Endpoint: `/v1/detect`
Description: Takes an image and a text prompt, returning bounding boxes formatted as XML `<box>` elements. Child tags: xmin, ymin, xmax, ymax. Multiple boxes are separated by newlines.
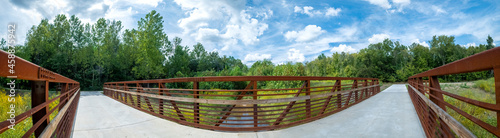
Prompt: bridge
<box><xmin>0</xmin><ymin>47</ymin><xmax>499</xmax><ymax>137</ymax></box>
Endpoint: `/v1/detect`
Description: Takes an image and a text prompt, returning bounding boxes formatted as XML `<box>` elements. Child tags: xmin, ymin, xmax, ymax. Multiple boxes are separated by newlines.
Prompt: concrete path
<box><xmin>72</xmin><ymin>84</ymin><xmax>425</xmax><ymax>138</ymax></box>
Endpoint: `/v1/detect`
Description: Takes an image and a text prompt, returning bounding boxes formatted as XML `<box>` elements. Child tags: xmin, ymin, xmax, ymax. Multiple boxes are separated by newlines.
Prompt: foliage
<box><xmin>473</xmin><ymin>78</ymin><xmax>495</xmax><ymax>93</ymax></box>
<box><xmin>304</xmin><ymin>36</ymin><xmax>493</xmax><ymax>82</ymax></box>
<box><xmin>441</xmin><ymin>83</ymin><xmax>496</xmax><ymax>138</ymax></box>
<box><xmin>0</xmin><ymin>90</ymin><xmax>60</xmax><ymax>137</ymax></box>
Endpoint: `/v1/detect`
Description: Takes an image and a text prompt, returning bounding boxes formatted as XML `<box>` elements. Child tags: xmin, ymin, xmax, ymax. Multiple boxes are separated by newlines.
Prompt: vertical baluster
<box><xmin>494</xmin><ymin>67</ymin><xmax>500</xmax><ymax>134</ymax></box>
<box><xmin>306</xmin><ymin>80</ymin><xmax>311</xmax><ymax>118</ymax></box>
<box><xmin>193</xmin><ymin>81</ymin><xmax>200</xmax><ymax>124</ymax></box>
<box><xmin>253</xmin><ymin>81</ymin><xmax>258</xmax><ymax>128</ymax></box>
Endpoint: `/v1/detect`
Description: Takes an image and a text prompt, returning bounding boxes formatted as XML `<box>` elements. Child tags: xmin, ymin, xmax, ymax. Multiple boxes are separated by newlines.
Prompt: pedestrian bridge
<box><xmin>0</xmin><ymin>47</ymin><xmax>499</xmax><ymax>138</ymax></box>
<box><xmin>72</xmin><ymin>84</ymin><xmax>424</xmax><ymax>138</ymax></box>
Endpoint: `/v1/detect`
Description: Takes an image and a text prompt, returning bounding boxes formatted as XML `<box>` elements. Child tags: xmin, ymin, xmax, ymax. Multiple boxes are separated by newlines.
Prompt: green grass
<box><xmin>440</xmin><ymin>80</ymin><xmax>496</xmax><ymax>138</ymax></box>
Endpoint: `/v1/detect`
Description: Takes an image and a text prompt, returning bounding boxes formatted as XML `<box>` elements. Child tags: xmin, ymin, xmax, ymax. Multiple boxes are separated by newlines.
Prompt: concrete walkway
<box><xmin>72</xmin><ymin>84</ymin><xmax>425</xmax><ymax>138</ymax></box>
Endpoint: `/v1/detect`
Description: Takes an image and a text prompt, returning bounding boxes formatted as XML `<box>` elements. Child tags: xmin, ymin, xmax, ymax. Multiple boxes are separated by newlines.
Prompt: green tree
<box><xmin>132</xmin><ymin>10</ymin><xmax>167</xmax><ymax>79</ymax></box>
<box><xmin>166</xmin><ymin>37</ymin><xmax>190</xmax><ymax>77</ymax></box>
<box><xmin>486</xmin><ymin>35</ymin><xmax>494</xmax><ymax>49</ymax></box>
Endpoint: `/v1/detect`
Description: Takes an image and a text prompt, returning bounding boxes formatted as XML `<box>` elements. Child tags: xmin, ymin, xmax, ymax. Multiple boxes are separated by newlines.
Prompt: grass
<box><xmin>0</xmin><ymin>89</ymin><xmax>60</xmax><ymax>138</ymax></box>
<box><xmin>439</xmin><ymin>79</ymin><xmax>496</xmax><ymax>138</ymax></box>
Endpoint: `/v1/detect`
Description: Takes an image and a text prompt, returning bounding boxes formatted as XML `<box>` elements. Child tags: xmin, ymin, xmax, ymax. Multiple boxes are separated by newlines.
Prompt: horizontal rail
<box><xmin>105</xmin><ymin>76</ymin><xmax>378</xmax><ymax>84</ymax></box>
<box><xmin>40</xmin><ymin>88</ymin><xmax>80</xmax><ymax>137</ymax></box>
<box><xmin>0</xmin><ymin>49</ymin><xmax>80</xmax><ymax>137</ymax></box>
<box><xmin>410</xmin><ymin>46</ymin><xmax>500</xmax><ymax>78</ymax></box>
<box><xmin>103</xmin><ymin>77</ymin><xmax>380</xmax><ymax>131</ymax></box>
<box><xmin>408</xmin><ymin>85</ymin><xmax>475</xmax><ymax>137</ymax></box>
<box><xmin>407</xmin><ymin>47</ymin><xmax>500</xmax><ymax>137</ymax></box>
<box><xmin>0</xmin><ymin>50</ymin><xmax>78</xmax><ymax>83</ymax></box>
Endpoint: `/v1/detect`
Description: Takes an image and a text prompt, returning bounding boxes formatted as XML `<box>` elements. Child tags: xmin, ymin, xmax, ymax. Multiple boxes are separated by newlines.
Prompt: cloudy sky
<box><xmin>1</xmin><ymin>0</ymin><xmax>499</xmax><ymax>65</ymax></box>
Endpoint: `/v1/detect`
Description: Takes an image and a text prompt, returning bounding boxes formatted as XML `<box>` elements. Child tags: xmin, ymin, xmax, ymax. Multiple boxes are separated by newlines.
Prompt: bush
<box><xmin>473</xmin><ymin>78</ymin><xmax>495</xmax><ymax>93</ymax></box>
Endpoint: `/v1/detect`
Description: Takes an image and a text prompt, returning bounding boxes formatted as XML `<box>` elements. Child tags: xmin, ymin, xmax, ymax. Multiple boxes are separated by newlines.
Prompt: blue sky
<box><xmin>1</xmin><ymin>0</ymin><xmax>499</xmax><ymax>65</ymax></box>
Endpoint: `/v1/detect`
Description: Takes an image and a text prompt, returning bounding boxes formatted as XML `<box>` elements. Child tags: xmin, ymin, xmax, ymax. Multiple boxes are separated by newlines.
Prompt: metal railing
<box><xmin>0</xmin><ymin>50</ymin><xmax>80</xmax><ymax>138</ymax></box>
<box><xmin>408</xmin><ymin>46</ymin><xmax>500</xmax><ymax>137</ymax></box>
<box><xmin>103</xmin><ymin>76</ymin><xmax>380</xmax><ymax>131</ymax></box>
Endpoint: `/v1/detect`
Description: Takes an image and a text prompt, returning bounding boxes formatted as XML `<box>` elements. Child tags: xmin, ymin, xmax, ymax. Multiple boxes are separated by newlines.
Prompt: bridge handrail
<box><xmin>0</xmin><ymin>50</ymin><xmax>80</xmax><ymax>138</ymax></box>
<box><xmin>407</xmin><ymin>46</ymin><xmax>500</xmax><ymax>137</ymax></box>
<box><xmin>103</xmin><ymin>76</ymin><xmax>380</xmax><ymax>131</ymax></box>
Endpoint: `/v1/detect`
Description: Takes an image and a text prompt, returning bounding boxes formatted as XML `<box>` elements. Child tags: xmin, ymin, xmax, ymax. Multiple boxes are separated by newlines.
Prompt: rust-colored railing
<box><xmin>408</xmin><ymin>46</ymin><xmax>500</xmax><ymax>137</ymax></box>
<box><xmin>0</xmin><ymin>50</ymin><xmax>80</xmax><ymax>138</ymax></box>
<box><xmin>103</xmin><ymin>76</ymin><xmax>380</xmax><ymax>131</ymax></box>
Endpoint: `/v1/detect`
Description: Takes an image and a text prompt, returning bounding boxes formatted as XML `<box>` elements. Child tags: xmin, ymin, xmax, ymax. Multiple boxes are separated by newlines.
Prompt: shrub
<box><xmin>473</xmin><ymin>78</ymin><xmax>495</xmax><ymax>93</ymax></box>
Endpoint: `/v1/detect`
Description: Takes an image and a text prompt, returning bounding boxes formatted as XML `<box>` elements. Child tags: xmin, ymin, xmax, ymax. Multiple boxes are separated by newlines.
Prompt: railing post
<box><xmin>193</xmin><ymin>81</ymin><xmax>200</xmax><ymax>124</ymax></box>
<box><xmin>59</xmin><ymin>83</ymin><xmax>68</xmax><ymax>110</ymax></box>
<box><xmin>376</xmin><ymin>80</ymin><xmax>380</xmax><ymax>93</ymax></box>
<box><xmin>363</xmin><ymin>80</ymin><xmax>368</xmax><ymax>99</ymax></box>
<box><xmin>137</xmin><ymin>83</ymin><xmax>142</xmax><ymax>108</ymax></box>
<box><xmin>417</xmin><ymin>78</ymin><xmax>424</xmax><ymax>93</ymax></box>
<box><xmin>124</xmin><ymin>83</ymin><xmax>128</xmax><ymax>103</ymax></box>
<box><xmin>429</xmin><ymin>76</ymin><xmax>446</xmax><ymax>111</ymax></box>
<box><xmin>353</xmin><ymin>80</ymin><xmax>358</xmax><ymax>102</ymax></box>
<box><xmin>159</xmin><ymin>83</ymin><xmax>164</xmax><ymax>115</ymax></box>
<box><xmin>31</xmin><ymin>80</ymin><xmax>49</xmax><ymax>137</ymax></box>
<box><xmin>370</xmin><ymin>80</ymin><xmax>374</xmax><ymax>96</ymax></box>
<box><xmin>336</xmin><ymin>80</ymin><xmax>342</xmax><ymax>109</ymax></box>
<box><xmin>253</xmin><ymin>81</ymin><xmax>258</xmax><ymax>127</ymax></box>
<box><xmin>113</xmin><ymin>84</ymin><xmax>117</xmax><ymax>99</ymax></box>
<box><xmin>494</xmin><ymin>67</ymin><xmax>500</xmax><ymax>132</ymax></box>
<box><xmin>306</xmin><ymin>80</ymin><xmax>311</xmax><ymax>118</ymax></box>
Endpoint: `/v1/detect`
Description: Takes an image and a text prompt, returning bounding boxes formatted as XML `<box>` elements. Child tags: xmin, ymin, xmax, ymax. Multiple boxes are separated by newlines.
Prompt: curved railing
<box><xmin>408</xmin><ymin>47</ymin><xmax>500</xmax><ymax>137</ymax></box>
<box><xmin>0</xmin><ymin>50</ymin><xmax>80</xmax><ymax>137</ymax></box>
<box><xmin>103</xmin><ymin>76</ymin><xmax>380</xmax><ymax>131</ymax></box>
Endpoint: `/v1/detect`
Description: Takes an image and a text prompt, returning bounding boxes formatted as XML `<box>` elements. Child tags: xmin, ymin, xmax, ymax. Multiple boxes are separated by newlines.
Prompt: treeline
<box><xmin>0</xmin><ymin>10</ymin><xmax>495</xmax><ymax>90</ymax></box>
<box><xmin>305</xmin><ymin>36</ymin><xmax>495</xmax><ymax>82</ymax></box>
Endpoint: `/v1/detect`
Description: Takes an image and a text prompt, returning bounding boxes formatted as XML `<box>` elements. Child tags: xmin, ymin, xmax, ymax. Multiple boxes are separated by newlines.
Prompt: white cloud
<box><xmin>364</xmin><ymin>0</ymin><xmax>391</xmax><ymax>9</ymax></box>
<box><xmin>412</xmin><ymin>39</ymin><xmax>429</xmax><ymax>47</ymax></box>
<box><xmin>465</xmin><ymin>43</ymin><xmax>476</xmax><ymax>48</ymax></box>
<box><xmin>392</xmin><ymin>0</ymin><xmax>411</xmax><ymax>5</ymax></box>
<box><xmin>287</xmin><ymin>48</ymin><xmax>305</xmax><ymax>62</ymax></box>
<box><xmin>244</xmin><ymin>53</ymin><xmax>271</xmax><ymax>62</ymax></box>
<box><xmin>294</xmin><ymin>6</ymin><xmax>302</xmax><ymax>12</ymax></box>
<box><xmin>104</xmin><ymin>6</ymin><xmax>136</xmax><ymax>30</ymax></box>
<box><xmin>368</xmin><ymin>34</ymin><xmax>390</xmax><ymax>44</ymax></box>
<box><xmin>175</xmin><ymin>0</ymin><xmax>269</xmax><ymax>49</ymax></box>
<box><xmin>195</xmin><ymin>28</ymin><xmax>222</xmax><ymax>42</ymax></box>
<box><xmin>431</xmin><ymin>5</ymin><xmax>446</xmax><ymax>15</ymax></box>
<box><xmin>331</xmin><ymin>44</ymin><xmax>356</xmax><ymax>53</ymax></box>
<box><xmin>364</xmin><ymin>0</ymin><xmax>411</xmax><ymax>11</ymax></box>
<box><xmin>284</xmin><ymin>25</ymin><xmax>326</xmax><ymax>42</ymax></box>
<box><xmin>294</xmin><ymin>6</ymin><xmax>341</xmax><ymax>17</ymax></box>
<box><xmin>124</xmin><ymin>0</ymin><xmax>162</xmax><ymax>7</ymax></box>
<box><xmin>325</xmin><ymin>7</ymin><xmax>342</xmax><ymax>17</ymax></box>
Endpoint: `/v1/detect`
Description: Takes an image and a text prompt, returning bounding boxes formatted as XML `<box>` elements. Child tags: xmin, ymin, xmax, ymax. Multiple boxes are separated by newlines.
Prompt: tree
<box><xmin>317</xmin><ymin>53</ymin><xmax>326</xmax><ymax>60</ymax></box>
<box><xmin>132</xmin><ymin>10</ymin><xmax>167</xmax><ymax>79</ymax></box>
<box><xmin>487</xmin><ymin>35</ymin><xmax>495</xmax><ymax>49</ymax></box>
<box><xmin>166</xmin><ymin>37</ymin><xmax>190</xmax><ymax>77</ymax></box>
<box><xmin>0</xmin><ymin>38</ymin><xmax>6</xmax><ymax>50</ymax></box>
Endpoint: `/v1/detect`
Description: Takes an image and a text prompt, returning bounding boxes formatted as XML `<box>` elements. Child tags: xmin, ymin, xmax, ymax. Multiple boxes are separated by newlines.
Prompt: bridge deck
<box><xmin>72</xmin><ymin>84</ymin><xmax>424</xmax><ymax>138</ymax></box>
